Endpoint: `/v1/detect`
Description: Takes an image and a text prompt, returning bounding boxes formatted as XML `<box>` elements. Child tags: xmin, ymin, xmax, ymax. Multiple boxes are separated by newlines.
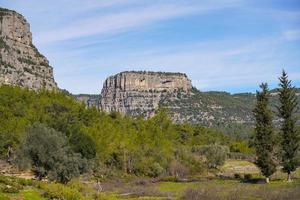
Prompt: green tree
<box><xmin>278</xmin><ymin>71</ymin><xmax>299</xmax><ymax>182</ymax></box>
<box><xmin>253</xmin><ymin>83</ymin><xmax>277</xmax><ymax>183</ymax></box>
<box><xmin>196</xmin><ymin>144</ymin><xmax>229</xmax><ymax>168</ymax></box>
<box><xmin>16</xmin><ymin>123</ymin><xmax>88</xmax><ymax>183</ymax></box>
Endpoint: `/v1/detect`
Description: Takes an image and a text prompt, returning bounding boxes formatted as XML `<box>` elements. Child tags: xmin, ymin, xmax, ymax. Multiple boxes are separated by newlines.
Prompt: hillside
<box><xmin>161</xmin><ymin>88</ymin><xmax>300</xmax><ymax>126</ymax></box>
<box><xmin>76</xmin><ymin>72</ymin><xmax>300</xmax><ymax>129</ymax></box>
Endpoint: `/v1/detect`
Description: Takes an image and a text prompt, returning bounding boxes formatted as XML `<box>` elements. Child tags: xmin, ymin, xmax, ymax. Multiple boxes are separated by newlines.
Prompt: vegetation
<box><xmin>278</xmin><ymin>71</ymin><xmax>300</xmax><ymax>181</ymax></box>
<box><xmin>253</xmin><ymin>83</ymin><xmax>277</xmax><ymax>183</ymax></box>
<box><xmin>17</xmin><ymin>57</ymin><xmax>37</xmax><ymax>65</ymax></box>
<box><xmin>16</xmin><ymin>123</ymin><xmax>89</xmax><ymax>183</ymax></box>
<box><xmin>192</xmin><ymin>144</ymin><xmax>229</xmax><ymax>168</ymax></box>
<box><xmin>0</xmin><ymin>72</ymin><xmax>299</xmax><ymax>199</ymax></box>
<box><xmin>0</xmin><ymin>85</ymin><xmax>232</xmax><ymax>182</ymax></box>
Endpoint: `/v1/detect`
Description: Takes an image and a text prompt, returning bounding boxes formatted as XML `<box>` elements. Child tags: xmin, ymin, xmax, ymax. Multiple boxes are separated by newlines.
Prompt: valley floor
<box><xmin>1</xmin><ymin>160</ymin><xmax>300</xmax><ymax>200</ymax></box>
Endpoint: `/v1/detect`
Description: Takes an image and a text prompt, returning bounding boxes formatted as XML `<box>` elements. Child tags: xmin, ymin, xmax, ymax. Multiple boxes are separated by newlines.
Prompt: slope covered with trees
<box><xmin>0</xmin><ymin>85</ymin><xmax>238</xmax><ymax>182</ymax></box>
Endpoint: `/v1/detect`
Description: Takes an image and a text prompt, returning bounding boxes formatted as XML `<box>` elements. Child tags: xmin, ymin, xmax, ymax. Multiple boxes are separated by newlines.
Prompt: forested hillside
<box><xmin>0</xmin><ymin>85</ymin><xmax>246</xmax><ymax>181</ymax></box>
<box><xmin>161</xmin><ymin>87</ymin><xmax>300</xmax><ymax>129</ymax></box>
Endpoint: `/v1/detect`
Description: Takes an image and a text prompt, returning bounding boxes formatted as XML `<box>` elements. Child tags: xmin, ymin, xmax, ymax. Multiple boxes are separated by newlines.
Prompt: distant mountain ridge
<box><xmin>75</xmin><ymin>71</ymin><xmax>300</xmax><ymax>127</ymax></box>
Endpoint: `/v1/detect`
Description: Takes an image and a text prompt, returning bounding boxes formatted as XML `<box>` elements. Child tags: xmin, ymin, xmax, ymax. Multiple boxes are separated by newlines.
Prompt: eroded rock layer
<box><xmin>100</xmin><ymin>71</ymin><xmax>192</xmax><ymax>117</ymax></box>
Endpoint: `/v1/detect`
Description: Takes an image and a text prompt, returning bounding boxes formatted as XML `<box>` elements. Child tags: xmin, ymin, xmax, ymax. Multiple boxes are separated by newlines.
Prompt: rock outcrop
<box><xmin>0</xmin><ymin>7</ymin><xmax>57</xmax><ymax>90</ymax></box>
<box><xmin>75</xmin><ymin>94</ymin><xmax>101</xmax><ymax>109</ymax></box>
<box><xmin>100</xmin><ymin>71</ymin><xmax>192</xmax><ymax>117</ymax></box>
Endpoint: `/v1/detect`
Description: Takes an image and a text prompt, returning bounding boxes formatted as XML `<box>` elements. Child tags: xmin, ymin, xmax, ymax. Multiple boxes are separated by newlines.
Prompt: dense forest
<box><xmin>0</xmin><ymin>85</ymin><xmax>253</xmax><ymax>182</ymax></box>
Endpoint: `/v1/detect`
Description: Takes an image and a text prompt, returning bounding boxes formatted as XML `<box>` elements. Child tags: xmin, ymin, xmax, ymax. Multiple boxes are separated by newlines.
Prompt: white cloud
<box><xmin>35</xmin><ymin>4</ymin><xmax>197</xmax><ymax>44</ymax></box>
<box><xmin>35</xmin><ymin>0</ymin><xmax>244</xmax><ymax>44</ymax></box>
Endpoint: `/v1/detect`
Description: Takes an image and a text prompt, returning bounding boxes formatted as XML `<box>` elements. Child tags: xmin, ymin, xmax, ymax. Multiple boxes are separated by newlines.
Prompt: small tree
<box><xmin>253</xmin><ymin>83</ymin><xmax>277</xmax><ymax>183</ymax></box>
<box><xmin>277</xmin><ymin>71</ymin><xmax>299</xmax><ymax>182</ymax></box>
<box><xmin>16</xmin><ymin>123</ymin><xmax>88</xmax><ymax>183</ymax></box>
<box><xmin>198</xmin><ymin>144</ymin><xmax>229</xmax><ymax>168</ymax></box>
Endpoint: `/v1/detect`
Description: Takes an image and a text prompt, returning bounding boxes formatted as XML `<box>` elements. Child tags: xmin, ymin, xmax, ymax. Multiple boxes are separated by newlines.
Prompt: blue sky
<box><xmin>1</xmin><ymin>0</ymin><xmax>300</xmax><ymax>94</ymax></box>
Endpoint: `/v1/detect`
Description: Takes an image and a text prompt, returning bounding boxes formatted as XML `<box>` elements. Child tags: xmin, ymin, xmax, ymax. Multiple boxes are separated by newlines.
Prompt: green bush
<box><xmin>2</xmin><ymin>186</ymin><xmax>19</xmax><ymax>193</ymax></box>
<box><xmin>15</xmin><ymin>123</ymin><xmax>89</xmax><ymax>183</ymax></box>
<box><xmin>194</xmin><ymin>144</ymin><xmax>229</xmax><ymax>168</ymax></box>
<box><xmin>39</xmin><ymin>182</ymin><xmax>90</xmax><ymax>200</ymax></box>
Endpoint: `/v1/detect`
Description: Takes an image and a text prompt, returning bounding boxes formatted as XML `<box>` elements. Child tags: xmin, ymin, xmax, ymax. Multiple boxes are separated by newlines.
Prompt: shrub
<box><xmin>194</xmin><ymin>144</ymin><xmax>229</xmax><ymax>168</ymax></box>
<box><xmin>181</xmin><ymin>188</ymin><xmax>220</xmax><ymax>200</ymax></box>
<box><xmin>39</xmin><ymin>182</ymin><xmax>90</xmax><ymax>200</ymax></box>
<box><xmin>69</xmin><ymin>132</ymin><xmax>96</xmax><ymax>159</ymax></box>
<box><xmin>175</xmin><ymin>147</ymin><xmax>205</xmax><ymax>175</ymax></box>
<box><xmin>230</xmin><ymin>141</ymin><xmax>254</xmax><ymax>154</ymax></box>
<box><xmin>234</xmin><ymin>173</ymin><xmax>242</xmax><ymax>179</ymax></box>
<box><xmin>168</xmin><ymin>160</ymin><xmax>189</xmax><ymax>178</ymax></box>
<box><xmin>15</xmin><ymin>123</ymin><xmax>89</xmax><ymax>183</ymax></box>
<box><xmin>2</xmin><ymin>186</ymin><xmax>19</xmax><ymax>193</ymax></box>
<box><xmin>244</xmin><ymin>174</ymin><xmax>253</xmax><ymax>182</ymax></box>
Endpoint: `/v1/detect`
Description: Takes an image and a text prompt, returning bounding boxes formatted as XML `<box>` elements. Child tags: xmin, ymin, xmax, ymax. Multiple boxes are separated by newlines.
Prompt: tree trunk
<box><xmin>287</xmin><ymin>172</ymin><xmax>292</xmax><ymax>182</ymax></box>
<box><xmin>266</xmin><ymin>177</ymin><xmax>270</xmax><ymax>184</ymax></box>
<box><xmin>123</xmin><ymin>149</ymin><xmax>127</xmax><ymax>173</ymax></box>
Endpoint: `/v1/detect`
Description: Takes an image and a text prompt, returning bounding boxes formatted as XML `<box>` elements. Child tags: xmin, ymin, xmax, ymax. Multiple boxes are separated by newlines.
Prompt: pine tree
<box><xmin>277</xmin><ymin>70</ymin><xmax>299</xmax><ymax>182</ymax></box>
<box><xmin>253</xmin><ymin>83</ymin><xmax>277</xmax><ymax>183</ymax></box>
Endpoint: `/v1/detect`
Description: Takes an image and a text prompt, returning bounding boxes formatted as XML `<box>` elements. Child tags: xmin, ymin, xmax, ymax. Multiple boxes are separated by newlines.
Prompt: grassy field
<box><xmin>0</xmin><ymin>160</ymin><xmax>299</xmax><ymax>200</ymax></box>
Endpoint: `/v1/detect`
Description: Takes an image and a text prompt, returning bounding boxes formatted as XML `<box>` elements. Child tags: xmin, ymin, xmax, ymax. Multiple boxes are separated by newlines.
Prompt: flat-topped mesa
<box><xmin>100</xmin><ymin>71</ymin><xmax>192</xmax><ymax>117</ymax></box>
<box><xmin>0</xmin><ymin>7</ymin><xmax>57</xmax><ymax>90</ymax></box>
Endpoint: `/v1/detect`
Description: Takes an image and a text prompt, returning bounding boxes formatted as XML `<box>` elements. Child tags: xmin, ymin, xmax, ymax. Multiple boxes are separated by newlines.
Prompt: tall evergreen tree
<box><xmin>253</xmin><ymin>83</ymin><xmax>277</xmax><ymax>183</ymax></box>
<box><xmin>277</xmin><ymin>70</ymin><xmax>299</xmax><ymax>182</ymax></box>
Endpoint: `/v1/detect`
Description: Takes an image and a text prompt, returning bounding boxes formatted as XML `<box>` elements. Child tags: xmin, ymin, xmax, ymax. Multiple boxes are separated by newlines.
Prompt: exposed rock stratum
<box><xmin>100</xmin><ymin>71</ymin><xmax>192</xmax><ymax>118</ymax></box>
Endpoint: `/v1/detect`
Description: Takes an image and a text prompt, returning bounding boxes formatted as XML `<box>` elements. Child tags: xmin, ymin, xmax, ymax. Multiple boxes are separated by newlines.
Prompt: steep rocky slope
<box><xmin>0</xmin><ymin>7</ymin><xmax>57</xmax><ymax>90</ymax></box>
<box><xmin>99</xmin><ymin>71</ymin><xmax>192</xmax><ymax>117</ymax></box>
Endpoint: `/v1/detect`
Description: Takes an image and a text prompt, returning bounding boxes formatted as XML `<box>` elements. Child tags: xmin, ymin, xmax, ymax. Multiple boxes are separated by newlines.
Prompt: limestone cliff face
<box><xmin>0</xmin><ymin>7</ymin><xmax>57</xmax><ymax>90</ymax></box>
<box><xmin>100</xmin><ymin>71</ymin><xmax>192</xmax><ymax>117</ymax></box>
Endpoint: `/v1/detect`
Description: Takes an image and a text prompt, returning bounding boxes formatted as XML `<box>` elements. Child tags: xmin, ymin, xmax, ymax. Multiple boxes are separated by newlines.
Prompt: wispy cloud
<box><xmin>35</xmin><ymin>0</ymin><xmax>243</xmax><ymax>44</ymax></box>
<box><xmin>35</xmin><ymin>4</ymin><xmax>196</xmax><ymax>44</ymax></box>
<box><xmin>284</xmin><ymin>29</ymin><xmax>300</xmax><ymax>41</ymax></box>
<box><xmin>2</xmin><ymin>0</ymin><xmax>299</xmax><ymax>93</ymax></box>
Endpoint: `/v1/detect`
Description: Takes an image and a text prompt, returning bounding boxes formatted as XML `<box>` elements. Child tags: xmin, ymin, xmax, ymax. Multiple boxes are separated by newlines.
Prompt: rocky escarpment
<box><xmin>0</xmin><ymin>7</ymin><xmax>57</xmax><ymax>90</ymax></box>
<box><xmin>100</xmin><ymin>71</ymin><xmax>192</xmax><ymax>117</ymax></box>
<box><xmin>81</xmin><ymin>71</ymin><xmax>300</xmax><ymax>128</ymax></box>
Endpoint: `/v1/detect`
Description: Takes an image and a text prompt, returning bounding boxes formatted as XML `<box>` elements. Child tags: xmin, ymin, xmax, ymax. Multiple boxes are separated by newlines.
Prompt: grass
<box><xmin>20</xmin><ymin>189</ymin><xmax>45</xmax><ymax>200</ymax></box>
<box><xmin>0</xmin><ymin>159</ymin><xmax>299</xmax><ymax>200</ymax></box>
<box><xmin>0</xmin><ymin>189</ymin><xmax>44</xmax><ymax>200</ymax></box>
<box><xmin>221</xmin><ymin>159</ymin><xmax>259</xmax><ymax>174</ymax></box>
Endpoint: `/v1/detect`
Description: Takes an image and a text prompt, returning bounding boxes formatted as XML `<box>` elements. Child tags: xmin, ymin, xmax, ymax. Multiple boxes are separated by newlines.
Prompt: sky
<box><xmin>1</xmin><ymin>0</ymin><xmax>300</xmax><ymax>94</ymax></box>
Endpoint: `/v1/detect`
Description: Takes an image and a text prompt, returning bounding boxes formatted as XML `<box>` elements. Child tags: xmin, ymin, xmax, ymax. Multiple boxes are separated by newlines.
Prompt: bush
<box><xmin>194</xmin><ymin>144</ymin><xmax>229</xmax><ymax>168</ymax></box>
<box><xmin>230</xmin><ymin>141</ymin><xmax>254</xmax><ymax>154</ymax></box>
<box><xmin>39</xmin><ymin>182</ymin><xmax>90</xmax><ymax>200</ymax></box>
<box><xmin>168</xmin><ymin>160</ymin><xmax>189</xmax><ymax>178</ymax></box>
<box><xmin>69</xmin><ymin>131</ymin><xmax>96</xmax><ymax>159</ymax></box>
<box><xmin>133</xmin><ymin>159</ymin><xmax>165</xmax><ymax>177</ymax></box>
<box><xmin>243</xmin><ymin>174</ymin><xmax>253</xmax><ymax>182</ymax></box>
<box><xmin>181</xmin><ymin>188</ymin><xmax>220</xmax><ymax>200</ymax></box>
<box><xmin>234</xmin><ymin>173</ymin><xmax>242</xmax><ymax>179</ymax></box>
<box><xmin>175</xmin><ymin>147</ymin><xmax>205</xmax><ymax>175</ymax></box>
<box><xmin>2</xmin><ymin>186</ymin><xmax>19</xmax><ymax>193</ymax></box>
<box><xmin>0</xmin><ymin>176</ymin><xmax>23</xmax><ymax>190</ymax></box>
<box><xmin>15</xmin><ymin>123</ymin><xmax>89</xmax><ymax>183</ymax></box>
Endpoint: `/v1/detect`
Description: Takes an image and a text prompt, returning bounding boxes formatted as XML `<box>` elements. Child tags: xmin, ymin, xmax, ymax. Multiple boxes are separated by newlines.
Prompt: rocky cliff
<box><xmin>97</xmin><ymin>71</ymin><xmax>300</xmax><ymax>127</ymax></box>
<box><xmin>100</xmin><ymin>71</ymin><xmax>192</xmax><ymax>117</ymax></box>
<box><xmin>0</xmin><ymin>7</ymin><xmax>57</xmax><ymax>90</ymax></box>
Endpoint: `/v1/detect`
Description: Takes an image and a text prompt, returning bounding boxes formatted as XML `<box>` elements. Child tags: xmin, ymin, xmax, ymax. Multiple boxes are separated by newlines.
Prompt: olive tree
<box><xmin>16</xmin><ymin>123</ymin><xmax>88</xmax><ymax>183</ymax></box>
